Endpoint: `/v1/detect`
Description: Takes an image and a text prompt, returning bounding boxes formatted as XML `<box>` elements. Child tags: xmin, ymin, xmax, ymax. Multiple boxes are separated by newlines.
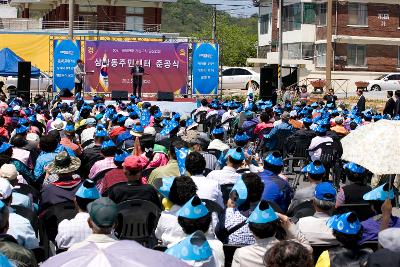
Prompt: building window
<box><xmin>347</xmin><ymin>45</ymin><xmax>366</xmax><ymax>66</ymax></box>
<box><xmin>302</xmin><ymin>43</ymin><xmax>314</xmax><ymax>60</ymax></box>
<box><xmin>316</xmin><ymin>44</ymin><xmax>326</xmax><ymax>67</ymax></box>
<box><xmin>126</xmin><ymin>7</ymin><xmax>144</xmax><ymax>31</ymax></box>
<box><xmin>303</xmin><ymin>3</ymin><xmax>316</xmax><ymax>24</ymax></box>
<box><xmin>316</xmin><ymin>3</ymin><xmax>326</xmax><ymax>26</ymax></box>
<box><xmin>260</xmin><ymin>14</ymin><xmax>270</xmax><ymax>34</ymax></box>
<box><xmin>348</xmin><ymin>3</ymin><xmax>368</xmax><ymax>25</ymax></box>
<box><xmin>283</xmin><ymin>3</ymin><xmax>301</xmax><ymax>31</ymax></box>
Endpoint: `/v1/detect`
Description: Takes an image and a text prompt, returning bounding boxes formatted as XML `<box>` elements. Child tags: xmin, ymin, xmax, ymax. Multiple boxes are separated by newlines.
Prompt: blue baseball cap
<box><xmin>114</xmin><ymin>150</ymin><xmax>130</xmax><ymax>163</ymax></box>
<box><xmin>264</xmin><ymin>152</ymin><xmax>283</xmax><ymax>167</ymax></box>
<box><xmin>0</xmin><ymin>142</ymin><xmax>11</xmax><ymax>153</ymax></box>
<box><xmin>301</xmin><ymin>117</ymin><xmax>313</xmax><ymax>124</ymax></box>
<box><xmin>165</xmin><ymin>231</ymin><xmax>212</xmax><ymax>262</ymax></box>
<box><xmin>177</xmin><ymin>195</ymin><xmax>209</xmax><ymax>219</ymax></box>
<box><xmin>301</xmin><ymin>160</ymin><xmax>325</xmax><ymax>175</ymax></box>
<box><xmin>363</xmin><ymin>183</ymin><xmax>395</xmax><ymax>201</ymax></box>
<box><xmin>344</xmin><ymin>162</ymin><xmax>365</xmax><ymax>174</ymax></box>
<box><xmin>326</xmin><ymin>212</ymin><xmax>361</xmax><ymax>235</ymax></box>
<box><xmin>95</xmin><ymin>126</ymin><xmax>108</xmax><ymax>138</ymax></box>
<box><xmin>18</xmin><ymin>118</ymin><xmax>29</xmax><ymax>126</ymax></box>
<box><xmin>314</xmin><ymin>182</ymin><xmax>336</xmax><ymax>201</ymax></box>
<box><xmin>230</xmin><ymin>177</ymin><xmax>248</xmax><ymax>206</ymax></box>
<box><xmin>15</xmin><ymin>124</ymin><xmax>28</xmax><ymax>135</ymax></box>
<box><xmin>212</xmin><ymin>127</ymin><xmax>224</xmax><ymax>135</ymax></box>
<box><xmin>64</xmin><ymin>123</ymin><xmax>75</xmax><ymax>133</ymax></box>
<box><xmin>76</xmin><ymin>179</ymin><xmax>100</xmax><ymax>200</ymax></box>
<box><xmin>247</xmin><ymin>200</ymin><xmax>278</xmax><ymax>224</ymax></box>
<box><xmin>226</xmin><ymin>147</ymin><xmax>245</xmax><ymax>162</ymax></box>
<box><xmin>158</xmin><ymin>177</ymin><xmax>175</xmax><ymax>198</ymax></box>
<box><xmin>234</xmin><ymin>133</ymin><xmax>250</xmax><ymax>144</ymax></box>
<box><xmin>101</xmin><ymin>139</ymin><xmax>116</xmax><ymax>150</ymax></box>
<box><xmin>314</xmin><ymin>125</ymin><xmax>327</xmax><ymax>133</ymax></box>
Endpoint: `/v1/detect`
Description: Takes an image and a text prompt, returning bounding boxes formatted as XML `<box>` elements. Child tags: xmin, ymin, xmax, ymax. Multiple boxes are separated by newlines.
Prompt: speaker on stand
<box><xmin>17</xmin><ymin>61</ymin><xmax>31</xmax><ymax>102</ymax></box>
<box><xmin>259</xmin><ymin>65</ymin><xmax>276</xmax><ymax>100</ymax></box>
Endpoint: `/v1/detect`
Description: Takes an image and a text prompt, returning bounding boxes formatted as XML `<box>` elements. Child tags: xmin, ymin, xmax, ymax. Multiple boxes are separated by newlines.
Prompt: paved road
<box><xmin>335</xmin><ymin>90</ymin><xmax>387</xmax><ymax>100</ymax></box>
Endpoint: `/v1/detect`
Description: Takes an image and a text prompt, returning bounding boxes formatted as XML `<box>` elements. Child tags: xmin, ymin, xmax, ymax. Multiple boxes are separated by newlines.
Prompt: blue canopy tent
<box><xmin>0</xmin><ymin>48</ymin><xmax>40</xmax><ymax>77</ymax></box>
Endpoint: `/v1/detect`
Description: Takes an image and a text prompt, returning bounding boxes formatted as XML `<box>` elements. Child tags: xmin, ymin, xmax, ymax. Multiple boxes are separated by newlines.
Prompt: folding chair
<box><xmin>115</xmin><ymin>199</ymin><xmax>161</xmax><ymax>248</ymax></box>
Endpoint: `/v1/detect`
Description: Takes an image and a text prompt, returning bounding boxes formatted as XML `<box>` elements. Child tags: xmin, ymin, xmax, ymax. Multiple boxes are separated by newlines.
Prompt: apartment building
<box><xmin>250</xmin><ymin>0</ymin><xmax>400</xmax><ymax>90</ymax></box>
<box><xmin>8</xmin><ymin>0</ymin><xmax>177</xmax><ymax>32</ymax></box>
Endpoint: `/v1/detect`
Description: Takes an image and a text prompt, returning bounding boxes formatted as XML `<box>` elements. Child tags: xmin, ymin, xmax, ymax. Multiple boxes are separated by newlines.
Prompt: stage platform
<box><xmin>60</xmin><ymin>96</ymin><xmax>198</xmax><ymax>115</ymax></box>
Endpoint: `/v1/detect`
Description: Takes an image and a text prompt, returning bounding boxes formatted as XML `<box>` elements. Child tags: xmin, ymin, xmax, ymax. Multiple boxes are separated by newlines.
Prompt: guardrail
<box><xmin>0</xmin><ymin>19</ymin><xmax>161</xmax><ymax>32</ymax></box>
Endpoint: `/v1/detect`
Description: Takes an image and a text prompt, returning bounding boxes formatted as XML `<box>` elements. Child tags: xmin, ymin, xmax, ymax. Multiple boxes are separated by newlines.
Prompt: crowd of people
<box><xmin>0</xmin><ymin>90</ymin><xmax>398</xmax><ymax>267</ymax></box>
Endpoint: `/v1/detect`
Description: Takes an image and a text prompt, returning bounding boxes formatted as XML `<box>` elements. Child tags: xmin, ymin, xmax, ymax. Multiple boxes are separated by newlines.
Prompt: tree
<box><xmin>197</xmin><ymin>15</ymin><xmax>257</xmax><ymax>67</ymax></box>
<box><xmin>162</xmin><ymin>0</ymin><xmax>258</xmax><ymax>66</ymax></box>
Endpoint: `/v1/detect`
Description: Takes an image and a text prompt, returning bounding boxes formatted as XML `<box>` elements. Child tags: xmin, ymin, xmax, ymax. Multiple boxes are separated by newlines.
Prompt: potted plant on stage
<box><xmin>355</xmin><ymin>81</ymin><xmax>369</xmax><ymax>91</ymax></box>
<box><xmin>310</xmin><ymin>79</ymin><xmax>326</xmax><ymax>94</ymax></box>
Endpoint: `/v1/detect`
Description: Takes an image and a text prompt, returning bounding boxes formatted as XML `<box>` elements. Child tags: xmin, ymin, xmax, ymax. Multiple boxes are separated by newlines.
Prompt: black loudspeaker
<box><xmin>17</xmin><ymin>61</ymin><xmax>31</xmax><ymax>99</ymax></box>
<box><xmin>111</xmin><ymin>90</ymin><xmax>128</xmax><ymax>100</ymax></box>
<box><xmin>259</xmin><ymin>65</ymin><xmax>277</xmax><ymax>100</ymax></box>
<box><xmin>60</xmin><ymin>88</ymin><xmax>73</xmax><ymax>97</ymax></box>
<box><xmin>157</xmin><ymin>92</ymin><xmax>174</xmax><ymax>101</ymax></box>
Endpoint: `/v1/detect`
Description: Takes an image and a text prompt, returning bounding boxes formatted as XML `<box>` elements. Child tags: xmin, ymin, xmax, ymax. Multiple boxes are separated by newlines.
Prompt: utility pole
<box><xmin>325</xmin><ymin>0</ymin><xmax>333</xmax><ymax>91</ymax></box>
<box><xmin>212</xmin><ymin>5</ymin><xmax>217</xmax><ymax>43</ymax></box>
<box><xmin>68</xmin><ymin>0</ymin><xmax>74</xmax><ymax>39</ymax></box>
<box><xmin>277</xmin><ymin>0</ymin><xmax>283</xmax><ymax>91</ymax></box>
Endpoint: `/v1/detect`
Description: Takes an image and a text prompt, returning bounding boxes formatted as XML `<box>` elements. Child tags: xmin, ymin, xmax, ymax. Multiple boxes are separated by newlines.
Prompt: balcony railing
<box><xmin>0</xmin><ymin>18</ymin><xmax>161</xmax><ymax>32</ymax></box>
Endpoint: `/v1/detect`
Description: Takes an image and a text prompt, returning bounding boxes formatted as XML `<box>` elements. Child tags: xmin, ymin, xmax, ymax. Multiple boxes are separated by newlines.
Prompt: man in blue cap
<box><xmin>232</xmin><ymin>200</ymin><xmax>311</xmax><ymax>267</ymax></box>
<box><xmin>317</xmin><ymin>212</ymin><xmax>371</xmax><ymax>266</ymax></box>
<box><xmin>69</xmin><ymin>197</ymin><xmax>118</xmax><ymax>251</ymax></box>
<box><xmin>259</xmin><ymin>152</ymin><xmax>293</xmax><ymax>212</ymax></box>
<box><xmin>206</xmin><ymin>148</ymin><xmax>244</xmax><ymax>186</ymax></box>
<box><xmin>360</xmin><ymin>183</ymin><xmax>400</xmax><ymax>243</ymax></box>
<box><xmin>297</xmin><ymin>182</ymin><xmax>339</xmax><ymax>245</ymax></box>
<box><xmin>208</xmin><ymin>127</ymin><xmax>229</xmax><ymax>153</ymax></box>
<box><xmin>56</xmin><ymin>179</ymin><xmax>100</xmax><ymax>249</ymax></box>
<box><xmin>336</xmin><ymin>163</ymin><xmax>371</xmax><ymax>213</ymax></box>
<box><xmin>287</xmin><ymin>160</ymin><xmax>325</xmax><ymax>214</ymax></box>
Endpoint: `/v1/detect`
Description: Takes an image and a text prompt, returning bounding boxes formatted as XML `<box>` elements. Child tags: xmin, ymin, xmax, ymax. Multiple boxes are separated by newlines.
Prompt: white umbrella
<box><xmin>341</xmin><ymin>119</ymin><xmax>400</xmax><ymax>175</ymax></box>
<box><xmin>41</xmin><ymin>240</ymin><xmax>189</xmax><ymax>267</ymax></box>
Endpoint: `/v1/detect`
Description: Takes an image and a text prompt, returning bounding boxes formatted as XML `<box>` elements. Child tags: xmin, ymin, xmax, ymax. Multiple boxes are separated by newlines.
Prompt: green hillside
<box><xmin>161</xmin><ymin>0</ymin><xmax>258</xmax><ymax>66</ymax></box>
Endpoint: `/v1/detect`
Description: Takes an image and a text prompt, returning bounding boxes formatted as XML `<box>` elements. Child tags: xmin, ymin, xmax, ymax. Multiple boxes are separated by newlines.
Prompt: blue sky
<box><xmin>200</xmin><ymin>0</ymin><xmax>258</xmax><ymax>17</ymax></box>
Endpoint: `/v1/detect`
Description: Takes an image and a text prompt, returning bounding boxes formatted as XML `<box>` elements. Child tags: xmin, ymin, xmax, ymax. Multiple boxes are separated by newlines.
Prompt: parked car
<box><xmin>5</xmin><ymin>71</ymin><xmax>52</xmax><ymax>94</ymax></box>
<box><xmin>220</xmin><ymin>67</ymin><xmax>260</xmax><ymax>91</ymax></box>
<box><xmin>366</xmin><ymin>73</ymin><xmax>400</xmax><ymax>91</ymax></box>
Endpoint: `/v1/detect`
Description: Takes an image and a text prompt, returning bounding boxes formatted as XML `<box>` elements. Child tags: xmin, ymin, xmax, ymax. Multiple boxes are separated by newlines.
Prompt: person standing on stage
<box><xmin>74</xmin><ymin>59</ymin><xmax>85</xmax><ymax>95</ymax></box>
<box><xmin>131</xmin><ymin>60</ymin><xmax>144</xmax><ymax>98</ymax></box>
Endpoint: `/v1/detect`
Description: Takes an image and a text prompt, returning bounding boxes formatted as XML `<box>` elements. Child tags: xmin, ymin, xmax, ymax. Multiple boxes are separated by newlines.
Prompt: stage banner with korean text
<box><xmin>53</xmin><ymin>40</ymin><xmax>81</xmax><ymax>92</ymax></box>
<box><xmin>192</xmin><ymin>43</ymin><xmax>219</xmax><ymax>95</ymax></box>
<box><xmin>84</xmin><ymin>41</ymin><xmax>188</xmax><ymax>94</ymax></box>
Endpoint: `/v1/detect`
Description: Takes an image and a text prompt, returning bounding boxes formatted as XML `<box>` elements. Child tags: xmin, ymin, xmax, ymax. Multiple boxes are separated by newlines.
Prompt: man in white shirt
<box><xmin>308</xmin><ymin>125</ymin><xmax>333</xmax><ymax>161</ymax></box>
<box><xmin>56</xmin><ymin>179</ymin><xmax>100</xmax><ymax>249</ymax></box>
<box><xmin>221</xmin><ymin>108</ymin><xmax>237</xmax><ymax>132</ymax></box>
<box><xmin>206</xmin><ymin>148</ymin><xmax>244</xmax><ymax>185</ymax></box>
<box><xmin>296</xmin><ymin>182</ymin><xmax>339</xmax><ymax>245</ymax></box>
<box><xmin>208</xmin><ymin>127</ymin><xmax>229</xmax><ymax>152</ymax></box>
<box><xmin>69</xmin><ymin>197</ymin><xmax>118</xmax><ymax>251</ymax></box>
<box><xmin>0</xmin><ymin>178</ymin><xmax>39</xmax><ymax>249</ymax></box>
<box><xmin>185</xmin><ymin>152</ymin><xmax>224</xmax><ymax>207</ymax></box>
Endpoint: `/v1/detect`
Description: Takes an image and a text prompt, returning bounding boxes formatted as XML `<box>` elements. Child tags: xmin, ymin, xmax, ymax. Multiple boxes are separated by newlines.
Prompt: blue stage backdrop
<box><xmin>53</xmin><ymin>40</ymin><xmax>81</xmax><ymax>92</ymax></box>
<box><xmin>192</xmin><ymin>43</ymin><xmax>219</xmax><ymax>95</ymax></box>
